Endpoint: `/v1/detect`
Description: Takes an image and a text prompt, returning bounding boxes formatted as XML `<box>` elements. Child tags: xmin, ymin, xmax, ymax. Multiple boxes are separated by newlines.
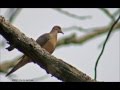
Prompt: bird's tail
<box><xmin>6</xmin><ymin>55</ymin><xmax>31</xmax><ymax>77</ymax></box>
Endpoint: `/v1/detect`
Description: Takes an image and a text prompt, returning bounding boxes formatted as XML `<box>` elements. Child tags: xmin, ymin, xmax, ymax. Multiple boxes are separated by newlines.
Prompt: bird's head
<box><xmin>51</xmin><ymin>26</ymin><xmax>64</xmax><ymax>34</ymax></box>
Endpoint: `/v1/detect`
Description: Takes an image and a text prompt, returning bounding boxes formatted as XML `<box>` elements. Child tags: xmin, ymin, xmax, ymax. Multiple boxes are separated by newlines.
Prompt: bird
<box><xmin>6</xmin><ymin>26</ymin><xmax>63</xmax><ymax>76</ymax></box>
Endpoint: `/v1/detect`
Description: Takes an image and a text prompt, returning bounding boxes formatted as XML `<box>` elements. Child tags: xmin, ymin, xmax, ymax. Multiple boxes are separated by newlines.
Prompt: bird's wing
<box><xmin>6</xmin><ymin>55</ymin><xmax>31</xmax><ymax>76</ymax></box>
<box><xmin>36</xmin><ymin>33</ymin><xmax>50</xmax><ymax>47</ymax></box>
<box><xmin>36</xmin><ymin>33</ymin><xmax>57</xmax><ymax>54</ymax></box>
<box><xmin>6</xmin><ymin>33</ymin><xmax>52</xmax><ymax>76</ymax></box>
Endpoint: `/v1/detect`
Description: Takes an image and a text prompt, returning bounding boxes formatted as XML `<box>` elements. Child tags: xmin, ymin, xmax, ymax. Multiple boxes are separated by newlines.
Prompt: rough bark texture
<box><xmin>0</xmin><ymin>16</ymin><xmax>96</xmax><ymax>82</ymax></box>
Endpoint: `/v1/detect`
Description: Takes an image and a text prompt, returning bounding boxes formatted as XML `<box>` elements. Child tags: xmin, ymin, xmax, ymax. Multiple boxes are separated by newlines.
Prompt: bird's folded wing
<box><xmin>36</xmin><ymin>33</ymin><xmax>50</xmax><ymax>47</ymax></box>
<box><xmin>6</xmin><ymin>55</ymin><xmax>31</xmax><ymax>76</ymax></box>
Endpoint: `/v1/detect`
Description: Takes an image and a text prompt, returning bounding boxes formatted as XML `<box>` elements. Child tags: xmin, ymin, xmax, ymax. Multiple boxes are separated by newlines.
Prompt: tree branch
<box><xmin>63</xmin><ymin>26</ymin><xmax>91</xmax><ymax>33</ymax></box>
<box><xmin>4</xmin><ymin>8</ymin><xmax>22</xmax><ymax>23</ymax></box>
<box><xmin>113</xmin><ymin>8</ymin><xmax>120</xmax><ymax>17</ymax></box>
<box><xmin>1</xmin><ymin>21</ymin><xmax>120</xmax><ymax>73</ymax></box>
<box><xmin>52</xmin><ymin>8</ymin><xmax>91</xmax><ymax>20</ymax></box>
<box><xmin>99</xmin><ymin>8</ymin><xmax>115</xmax><ymax>21</ymax></box>
<box><xmin>1</xmin><ymin>20</ymin><xmax>120</xmax><ymax>75</ymax></box>
<box><xmin>0</xmin><ymin>16</ymin><xmax>95</xmax><ymax>82</ymax></box>
<box><xmin>94</xmin><ymin>14</ymin><xmax>120</xmax><ymax>80</ymax></box>
<box><xmin>57</xmin><ymin>22</ymin><xmax>120</xmax><ymax>47</ymax></box>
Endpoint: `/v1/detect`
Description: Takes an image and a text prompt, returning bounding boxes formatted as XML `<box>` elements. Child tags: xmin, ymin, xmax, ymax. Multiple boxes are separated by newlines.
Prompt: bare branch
<box><xmin>57</xmin><ymin>22</ymin><xmax>120</xmax><ymax>47</ymax></box>
<box><xmin>9</xmin><ymin>8</ymin><xmax>22</xmax><ymax>23</ymax></box>
<box><xmin>113</xmin><ymin>8</ymin><xmax>120</xmax><ymax>17</ymax></box>
<box><xmin>52</xmin><ymin>8</ymin><xmax>91</xmax><ymax>20</ymax></box>
<box><xmin>63</xmin><ymin>26</ymin><xmax>91</xmax><ymax>33</ymax></box>
<box><xmin>4</xmin><ymin>8</ymin><xmax>22</xmax><ymax>23</ymax></box>
<box><xmin>0</xmin><ymin>16</ymin><xmax>95</xmax><ymax>82</ymax></box>
<box><xmin>4</xmin><ymin>8</ymin><xmax>16</xmax><ymax>20</ymax></box>
<box><xmin>99</xmin><ymin>8</ymin><xmax>115</xmax><ymax>21</ymax></box>
<box><xmin>94</xmin><ymin>14</ymin><xmax>120</xmax><ymax>80</ymax></box>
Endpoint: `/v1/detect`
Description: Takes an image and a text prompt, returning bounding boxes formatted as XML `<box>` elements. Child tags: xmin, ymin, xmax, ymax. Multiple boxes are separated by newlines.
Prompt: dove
<box><xmin>6</xmin><ymin>26</ymin><xmax>63</xmax><ymax>76</ymax></box>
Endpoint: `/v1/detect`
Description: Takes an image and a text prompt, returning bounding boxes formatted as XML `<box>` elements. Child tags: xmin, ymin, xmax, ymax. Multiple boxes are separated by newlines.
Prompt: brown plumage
<box><xmin>6</xmin><ymin>26</ymin><xmax>63</xmax><ymax>76</ymax></box>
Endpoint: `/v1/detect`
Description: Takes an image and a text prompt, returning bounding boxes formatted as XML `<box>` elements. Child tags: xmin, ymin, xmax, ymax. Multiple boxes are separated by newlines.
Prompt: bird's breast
<box><xmin>42</xmin><ymin>35</ymin><xmax>57</xmax><ymax>54</ymax></box>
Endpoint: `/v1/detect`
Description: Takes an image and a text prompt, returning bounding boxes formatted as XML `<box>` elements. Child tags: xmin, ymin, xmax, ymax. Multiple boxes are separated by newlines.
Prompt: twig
<box><xmin>9</xmin><ymin>8</ymin><xmax>22</xmax><ymax>23</ymax></box>
<box><xmin>100</xmin><ymin>8</ymin><xmax>115</xmax><ymax>21</ymax></box>
<box><xmin>94</xmin><ymin>14</ymin><xmax>120</xmax><ymax>80</ymax></box>
<box><xmin>4</xmin><ymin>8</ymin><xmax>22</xmax><ymax>23</ymax></box>
<box><xmin>113</xmin><ymin>8</ymin><xmax>120</xmax><ymax>17</ymax></box>
<box><xmin>0</xmin><ymin>16</ymin><xmax>95</xmax><ymax>82</ymax></box>
<box><xmin>0</xmin><ymin>8</ymin><xmax>22</xmax><ymax>48</ymax></box>
<box><xmin>57</xmin><ymin>22</ymin><xmax>120</xmax><ymax>47</ymax></box>
<box><xmin>63</xmin><ymin>26</ymin><xmax>92</xmax><ymax>33</ymax></box>
<box><xmin>52</xmin><ymin>8</ymin><xmax>91</xmax><ymax>20</ymax></box>
<box><xmin>98</xmin><ymin>8</ymin><xmax>120</xmax><ymax>49</ymax></box>
<box><xmin>4</xmin><ymin>8</ymin><xmax>16</xmax><ymax>20</ymax></box>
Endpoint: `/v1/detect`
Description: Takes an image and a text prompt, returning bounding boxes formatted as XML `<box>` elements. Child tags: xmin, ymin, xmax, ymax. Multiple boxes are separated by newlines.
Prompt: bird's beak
<box><xmin>60</xmin><ymin>30</ymin><xmax>64</xmax><ymax>34</ymax></box>
<box><xmin>61</xmin><ymin>32</ymin><xmax>64</xmax><ymax>34</ymax></box>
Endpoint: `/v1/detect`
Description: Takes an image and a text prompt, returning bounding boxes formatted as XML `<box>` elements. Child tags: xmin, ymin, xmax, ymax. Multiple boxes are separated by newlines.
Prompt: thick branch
<box><xmin>57</xmin><ymin>22</ymin><xmax>120</xmax><ymax>47</ymax></box>
<box><xmin>1</xmin><ymin>23</ymin><xmax>120</xmax><ymax>72</ymax></box>
<box><xmin>0</xmin><ymin>16</ymin><xmax>95</xmax><ymax>82</ymax></box>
